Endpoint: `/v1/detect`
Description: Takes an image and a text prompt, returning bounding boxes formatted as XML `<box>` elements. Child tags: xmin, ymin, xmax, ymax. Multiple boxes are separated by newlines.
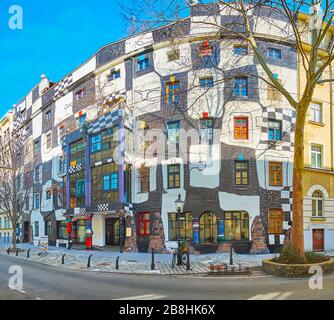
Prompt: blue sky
<box><xmin>0</xmin><ymin>0</ymin><xmax>129</xmax><ymax>118</ymax></box>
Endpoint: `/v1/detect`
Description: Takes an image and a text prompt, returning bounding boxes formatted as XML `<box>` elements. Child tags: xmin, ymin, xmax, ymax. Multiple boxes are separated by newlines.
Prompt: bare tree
<box><xmin>0</xmin><ymin>132</ymin><xmax>33</xmax><ymax>250</ymax></box>
<box><xmin>121</xmin><ymin>0</ymin><xmax>334</xmax><ymax>258</ymax></box>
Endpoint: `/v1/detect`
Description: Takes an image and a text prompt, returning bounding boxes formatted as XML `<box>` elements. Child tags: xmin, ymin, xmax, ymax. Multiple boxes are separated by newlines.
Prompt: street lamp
<box><xmin>175</xmin><ymin>193</ymin><xmax>185</xmax><ymax>266</ymax></box>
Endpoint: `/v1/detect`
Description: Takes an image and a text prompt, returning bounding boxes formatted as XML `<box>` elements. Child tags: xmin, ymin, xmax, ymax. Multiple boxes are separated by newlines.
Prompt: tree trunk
<box><xmin>291</xmin><ymin>105</ymin><xmax>307</xmax><ymax>258</ymax></box>
<box><xmin>12</xmin><ymin>229</ymin><xmax>17</xmax><ymax>250</ymax></box>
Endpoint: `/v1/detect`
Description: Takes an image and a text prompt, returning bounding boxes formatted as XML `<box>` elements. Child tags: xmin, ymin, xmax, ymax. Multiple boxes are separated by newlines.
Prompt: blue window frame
<box><xmin>234</xmin><ymin>45</ymin><xmax>248</xmax><ymax>56</ymax></box>
<box><xmin>167</xmin><ymin>81</ymin><xmax>180</xmax><ymax>105</ymax></box>
<box><xmin>267</xmin><ymin>48</ymin><xmax>282</xmax><ymax>59</ymax></box>
<box><xmin>167</xmin><ymin>121</ymin><xmax>180</xmax><ymax>144</ymax></box>
<box><xmin>234</xmin><ymin>77</ymin><xmax>248</xmax><ymax>97</ymax></box>
<box><xmin>76</xmin><ymin>180</ymin><xmax>86</xmax><ymax>197</ymax></box>
<box><xmin>108</xmin><ymin>70</ymin><xmax>121</xmax><ymax>81</ymax></box>
<box><xmin>34</xmin><ymin>194</ymin><xmax>40</xmax><ymax>210</ymax></box>
<box><xmin>91</xmin><ymin>134</ymin><xmax>101</xmax><ymax>153</ymax></box>
<box><xmin>103</xmin><ymin>173</ymin><xmax>118</xmax><ymax>191</ymax></box>
<box><xmin>137</xmin><ymin>56</ymin><xmax>150</xmax><ymax>71</ymax></box>
<box><xmin>199</xmin><ymin>77</ymin><xmax>214</xmax><ymax>88</ymax></box>
<box><xmin>268</xmin><ymin>120</ymin><xmax>282</xmax><ymax>141</ymax></box>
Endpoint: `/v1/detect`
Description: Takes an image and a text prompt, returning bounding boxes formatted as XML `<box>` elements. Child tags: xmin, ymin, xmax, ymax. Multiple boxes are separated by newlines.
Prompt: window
<box><xmin>235</xmin><ymin>160</ymin><xmax>249</xmax><ymax>186</ymax></box>
<box><xmin>46</xmin><ymin>190</ymin><xmax>52</xmax><ymax>200</ymax></box>
<box><xmin>139</xmin><ymin>165</ymin><xmax>150</xmax><ymax>193</ymax></box>
<box><xmin>138</xmin><ymin>212</ymin><xmax>150</xmax><ymax>236</ymax></box>
<box><xmin>168</xmin><ymin>212</ymin><xmax>193</xmax><ymax>241</ymax></box>
<box><xmin>34</xmin><ymin>165</ymin><xmax>41</xmax><ymax>182</ymax></box>
<box><xmin>46</xmin><ymin>133</ymin><xmax>52</xmax><ymax>149</ymax></box>
<box><xmin>234</xmin><ymin>117</ymin><xmax>249</xmax><ymax>140</ymax></box>
<box><xmin>57</xmin><ymin>221</ymin><xmax>69</xmax><ymax>239</ymax></box>
<box><xmin>75</xmin><ymin>88</ymin><xmax>86</xmax><ymax>101</ymax></box>
<box><xmin>267</xmin><ymin>48</ymin><xmax>282</xmax><ymax>59</ymax></box>
<box><xmin>34</xmin><ymin>221</ymin><xmax>39</xmax><ymax>237</ymax></box>
<box><xmin>234</xmin><ymin>77</ymin><xmax>248</xmax><ymax>97</ymax></box>
<box><xmin>137</xmin><ymin>56</ymin><xmax>150</xmax><ymax>71</ymax></box>
<box><xmin>76</xmin><ymin>179</ymin><xmax>86</xmax><ymax>197</ymax></box>
<box><xmin>91</xmin><ymin>134</ymin><xmax>102</xmax><ymax>153</ymax></box>
<box><xmin>77</xmin><ymin>114</ymin><xmax>87</xmax><ymax>127</ymax></box>
<box><xmin>167</xmin><ymin>121</ymin><xmax>180</xmax><ymax>145</ymax></box>
<box><xmin>268</xmin><ymin>119</ymin><xmax>282</xmax><ymax>142</ymax></box>
<box><xmin>199</xmin><ymin>77</ymin><xmax>214</xmax><ymax>88</ymax></box>
<box><xmin>224</xmin><ymin>212</ymin><xmax>249</xmax><ymax>241</ymax></box>
<box><xmin>200</xmin><ymin>119</ymin><xmax>214</xmax><ymax>145</ymax></box>
<box><xmin>166</xmin><ymin>81</ymin><xmax>180</xmax><ymax>105</ymax></box>
<box><xmin>70</xmin><ymin>139</ymin><xmax>86</xmax><ymax>167</ymax></box>
<box><xmin>312</xmin><ymin>191</ymin><xmax>324</xmax><ymax>217</ymax></box>
<box><xmin>45</xmin><ymin>220</ymin><xmax>52</xmax><ymax>236</ymax></box>
<box><xmin>34</xmin><ymin>140</ymin><xmax>41</xmax><ymax>156</ymax></box>
<box><xmin>34</xmin><ymin>194</ymin><xmax>40</xmax><ymax>209</ymax></box>
<box><xmin>311</xmin><ymin>145</ymin><xmax>322</xmax><ymax>168</ymax></box>
<box><xmin>108</xmin><ymin>69</ymin><xmax>121</xmax><ymax>81</ymax></box>
<box><xmin>46</xmin><ymin>111</ymin><xmax>52</xmax><ymax>120</ymax></box>
<box><xmin>269</xmin><ymin>162</ymin><xmax>283</xmax><ymax>186</ymax></box>
<box><xmin>103</xmin><ymin>173</ymin><xmax>118</xmax><ymax>191</ymax></box>
<box><xmin>199</xmin><ymin>40</ymin><xmax>213</xmax><ymax>57</ymax></box>
<box><xmin>234</xmin><ymin>45</ymin><xmax>248</xmax><ymax>56</ymax></box>
<box><xmin>310</xmin><ymin>102</ymin><xmax>322</xmax><ymax>123</ymax></box>
<box><xmin>268</xmin><ymin>209</ymin><xmax>283</xmax><ymax>234</ymax></box>
<box><xmin>167</xmin><ymin>49</ymin><xmax>180</xmax><ymax>62</ymax></box>
<box><xmin>167</xmin><ymin>164</ymin><xmax>180</xmax><ymax>189</ymax></box>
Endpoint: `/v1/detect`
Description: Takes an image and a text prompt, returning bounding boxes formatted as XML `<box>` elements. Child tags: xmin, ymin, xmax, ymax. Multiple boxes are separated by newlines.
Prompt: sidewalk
<box><xmin>0</xmin><ymin>243</ymin><xmax>283</xmax><ymax>276</ymax></box>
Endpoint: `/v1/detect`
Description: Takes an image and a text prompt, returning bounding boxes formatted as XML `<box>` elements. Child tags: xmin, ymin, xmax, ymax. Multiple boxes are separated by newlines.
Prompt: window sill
<box><xmin>308</xmin><ymin>121</ymin><xmax>325</xmax><ymax>127</ymax></box>
<box><xmin>310</xmin><ymin>217</ymin><xmax>326</xmax><ymax>222</ymax></box>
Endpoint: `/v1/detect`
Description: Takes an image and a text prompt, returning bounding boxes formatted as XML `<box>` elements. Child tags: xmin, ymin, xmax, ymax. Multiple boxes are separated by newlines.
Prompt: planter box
<box><xmin>262</xmin><ymin>258</ymin><xmax>334</xmax><ymax>277</ymax></box>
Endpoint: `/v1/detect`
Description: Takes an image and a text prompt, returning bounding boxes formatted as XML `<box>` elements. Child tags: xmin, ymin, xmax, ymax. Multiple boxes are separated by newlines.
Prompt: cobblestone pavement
<box><xmin>4</xmin><ymin>244</ymin><xmax>332</xmax><ymax>276</ymax></box>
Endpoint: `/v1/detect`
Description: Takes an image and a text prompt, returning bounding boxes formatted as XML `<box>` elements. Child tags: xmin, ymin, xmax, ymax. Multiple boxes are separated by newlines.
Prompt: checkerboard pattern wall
<box><xmin>54</xmin><ymin>74</ymin><xmax>73</xmax><ymax>97</ymax></box>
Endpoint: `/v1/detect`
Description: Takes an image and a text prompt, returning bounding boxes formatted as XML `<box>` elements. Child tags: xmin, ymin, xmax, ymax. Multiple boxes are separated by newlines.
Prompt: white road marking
<box><xmin>248</xmin><ymin>292</ymin><xmax>282</xmax><ymax>300</ymax></box>
<box><xmin>114</xmin><ymin>294</ymin><xmax>167</xmax><ymax>300</ymax></box>
<box><xmin>36</xmin><ymin>297</ymin><xmax>42</xmax><ymax>300</ymax></box>
<box><xmin>16</xmin><ymin>289</ymin><xmax>26</xmax><ymax>294</ymax></box>
<box><xmin>275</xmin><ymin>292</ymin><xmax>293</xmax><ymax>300</ymax></box>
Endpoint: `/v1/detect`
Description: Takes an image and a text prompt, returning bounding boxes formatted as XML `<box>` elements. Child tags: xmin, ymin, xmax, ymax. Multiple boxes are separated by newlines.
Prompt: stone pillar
<box><xmin>250</xmin><ymin>216</ymin><xmax>270</xmax><ymax>254</ymax></box>
<box><xmin>148</xmin><ymin>212</ymin><xmax>167</xmax><ymax>253</ymax></box>
<box><xmin>124</xmin><ymin>214</ymin><xmax>138</xmax><ymax>253</ymax></box>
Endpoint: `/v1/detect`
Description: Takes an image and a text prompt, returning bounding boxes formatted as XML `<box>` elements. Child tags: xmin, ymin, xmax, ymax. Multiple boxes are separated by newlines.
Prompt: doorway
<box><xmin>23</xmin><ymin>222</ymin><xmax>30</xmax><ymax>243</ymax></box>
<box><xmin>312</xmin><ymin>229</ymin><xmax>324</xmax><ymax>251</ymax></box>
<box><xmin>105</xmin><ymin>218</ymin><xmax>120</xmax><ymax>246</ymax></box>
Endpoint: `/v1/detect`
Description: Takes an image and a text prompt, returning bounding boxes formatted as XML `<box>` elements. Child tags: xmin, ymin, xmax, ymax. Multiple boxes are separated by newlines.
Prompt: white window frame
<box><xmin>311</xmin><ymin>145</ymin><xmax>323</xmax><ymax>169</ymax></box>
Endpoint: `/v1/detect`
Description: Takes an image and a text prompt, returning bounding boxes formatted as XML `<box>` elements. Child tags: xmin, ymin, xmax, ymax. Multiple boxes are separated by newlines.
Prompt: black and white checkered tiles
<box><xmin>54</xmin><ymin>74</ymin><xmax>73</xmax><ymax>97</ymax></box>
<box><xmin>102</xmin><ymin>90</ymin><xmax>126</xmax><ymax>105</ymax></box>
<box><xmin>259</xmin><ymin>106</ymin><xmax>296</xmax><ymax>153</ymax></box>
<box><xmin>281</xmin><ymin>186</ymin><xmax>293</xmax><ymax>221</ymax></box>
<box><xmin>98</xmin><ymin>204</ymin><xmax>109</xmax><ymax>212</ymax></box>
<box><xmin>13</xmin><ymin>116</ymin><xmax>25</xmax><ymax>131</ymax></box>
<box><xmin>87</xmin><ymin>109</ymin><xmax>126</xmax><ymax>135</ymax></box>
<box><xmin>68</xmin><ymin>163</ymin><xmax>82</xmax><ymax>174</ymax></box>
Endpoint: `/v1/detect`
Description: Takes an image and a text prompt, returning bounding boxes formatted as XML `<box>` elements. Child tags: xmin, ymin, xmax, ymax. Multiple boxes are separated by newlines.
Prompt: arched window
<box><xmin>312</xmin><ymin>191</ymin><xmax>324</xmax><ymax>217</ymax></box>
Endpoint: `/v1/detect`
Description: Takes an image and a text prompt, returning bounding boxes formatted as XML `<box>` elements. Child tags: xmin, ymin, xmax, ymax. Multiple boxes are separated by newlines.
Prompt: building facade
<box><xmin>0</xmin><ymin>110</ymin><xmax>15</xmax><ymax>244</ymax></box>
<box><xmin>299</xmin><ymin>14</ymin><xmax>334</xmax><ymax>252</ymax></box>
<box><xmin>9</xmin><ymin>4</ymin><xmax>301</xmax><ymax>253</ymax></box>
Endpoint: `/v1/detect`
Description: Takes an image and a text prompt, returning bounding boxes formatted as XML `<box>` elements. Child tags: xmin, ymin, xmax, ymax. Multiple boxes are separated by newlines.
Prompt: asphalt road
<box><xmin>0</xmin><ymin>255</ymin><xmax>333</xmax><ymax>300</ymax></box>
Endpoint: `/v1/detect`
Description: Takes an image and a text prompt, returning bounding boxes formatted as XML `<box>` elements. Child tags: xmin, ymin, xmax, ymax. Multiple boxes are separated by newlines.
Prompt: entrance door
<box><xmin>105</xmin><ymin>218</ymin><xmax>120</xmax><ymax>246</ymax></box>
<box><xmin>313</xmin><ymin>229</ymin><xmax>324</xmax><ymax>251</ymax></box>
<box><xmin>23</xmin><ymin>222</ymin><xmax>30</xmax><ymax>243</ymax></box>
<box><xmin>199</xmin><ymin>212</ymin><xmax>218</xmax><ymax>243</ymax></box>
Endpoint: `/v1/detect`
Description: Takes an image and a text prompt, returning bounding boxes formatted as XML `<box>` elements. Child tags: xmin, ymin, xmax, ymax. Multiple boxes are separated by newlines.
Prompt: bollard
<box><xmin>224</xmin><ymin>264</ymin><xmax>228</xmax><ymax>273</ymax></box>
<box><xmin>229</xmin><ymin>245</ymin><xmax>233</xmax><ymax>266</ymax></box>
<box><xmin>172</xmin><ymin>253</ymin><xmax>176</xmax><ymax>269</ymax></box>
<box><xmin>116</xmin><ymin>256</ymin><xmax>120</xmax><ymax>270</ymax></box>
<box><xmin>16</xmin><ymin>249</ymin><xmax>19</xmax><ymax>257</ymax></box>
<box><xmin>186</xmin><ymin>253</ymin><xmax>191</xmax><ymax>271</ymax></box>
<box><xmin>87</xmin><ymin>254</ymin><xmax>93</xmax><ymax>268</ymax></box>
<box><xmin>62</xmin><ymin>254</ymin><xmax>66</xmax><ymax>265</ymax></box>
<box><xmin>7</xmin><ymin>248</ymin><xmax>10</xmax><ymax>255</ymax></box>
<box><xmin>27</xmin><ymin>249</ymin><xmax>31</xmax><ymax>259</ymax></box>
<box><xmin>151</xmin><ymin>249</ymin><xmax>155</xmax><ymax>271</ymax></box>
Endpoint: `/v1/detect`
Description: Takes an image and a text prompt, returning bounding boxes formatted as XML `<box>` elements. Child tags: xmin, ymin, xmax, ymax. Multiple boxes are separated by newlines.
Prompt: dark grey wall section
<box><xmin>72</xmin><ymin>77</ymin><xmax>96</xmax><ymax>114</ymax></box>
<box><xmin>191</xmin><ymin>41</ymin><xmax>221</xmax><ymax>70</ymax></box>
<box><xmin>152</xmin><ymin>19</ymin><xmax>190</xmax><ymax>43</ymax></box>
<box><xmin>42</xmin><ymin>160</ymin><xmax>52</xmax><ymax>184</ymax></box>
<box><xmin>134</xmin><ymin>50</ymin><xmax>155</xmax><ymax>78</ymax></box>
<box><xmin>42</xmin><ymin>103</ymin><xmax>55</xmax><ymax>134</ymax></box>
<box><xmin>42</xmin><ymin>87</ymin><xmax>56</xmax><ymax>107</ymax></box>
<box><xmin>32</xmin><ymin>86</ymin><xmax>40</xmax><ymax>104</ymax></box>
<box><xmin>96</xmin><ymin>41</ymin><xmax>126</xmax><ymax>68</ymax></box>
<box><xmin>191</xmin><ymin>3</ymin><xmax>220</xmax><ymax>16</ymax></box>
<box><xmin>125</xmin><ymin>58</ymin><xmax>133</xmax><ymax>91</ymax></box>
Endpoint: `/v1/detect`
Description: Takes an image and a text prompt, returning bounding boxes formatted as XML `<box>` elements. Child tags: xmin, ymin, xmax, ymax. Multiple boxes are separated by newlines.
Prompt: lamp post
<box><xmin>175</xmin><ymin>193</ymin><xmax>185</xmax><ymax>266</ymax></box>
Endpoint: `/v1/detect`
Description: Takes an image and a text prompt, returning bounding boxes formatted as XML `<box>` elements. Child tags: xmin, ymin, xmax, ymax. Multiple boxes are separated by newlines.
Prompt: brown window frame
<box><xmin>269</xmin><ymin>161</ymin><xmax>283</xmax><ymax>186</ymax></box>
